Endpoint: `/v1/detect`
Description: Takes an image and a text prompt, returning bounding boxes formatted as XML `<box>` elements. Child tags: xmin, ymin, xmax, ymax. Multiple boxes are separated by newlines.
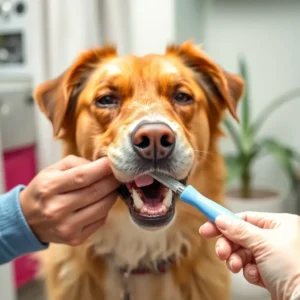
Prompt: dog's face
<box><xmin>35</xmin><ymin>42</ymin><xmax>243</xmax><ymax>230</ymax></box>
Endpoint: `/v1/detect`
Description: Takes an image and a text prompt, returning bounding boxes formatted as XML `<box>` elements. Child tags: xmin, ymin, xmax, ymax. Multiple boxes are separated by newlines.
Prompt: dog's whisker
<box><xmin>192</xmin><ymin>149</ymin><xmax>213</xmax><ymax>155</ymax></box>
<box><xmin>191</xmin><ymin>149</ymin><xmax>214</xmax><ymax>161</ymax></box>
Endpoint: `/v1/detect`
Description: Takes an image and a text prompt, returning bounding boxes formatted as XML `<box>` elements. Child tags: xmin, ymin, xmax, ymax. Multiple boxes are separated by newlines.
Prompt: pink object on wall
<box><xmin>3</xmin><ymin>144</ymin><xmax>38</xmax><ymax>288</ymax></box>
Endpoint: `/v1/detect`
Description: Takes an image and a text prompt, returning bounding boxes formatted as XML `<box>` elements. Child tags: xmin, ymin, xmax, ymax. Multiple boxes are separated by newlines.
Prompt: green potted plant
<box><xmin>223</xmin><ymin>58</ymin><xmax>300</xmax><ymax>300</ymax></box>
<box><xmin>223</xmin><ymin>57</ymin><xmax>300</xmax><ymax>213</ymax></box>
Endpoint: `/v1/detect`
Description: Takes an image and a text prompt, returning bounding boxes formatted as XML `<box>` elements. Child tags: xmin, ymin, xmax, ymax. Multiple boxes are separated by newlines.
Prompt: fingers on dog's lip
<box><xmin>54</xmin><ymin>158</ymin><xmax>117</xmax><ymax>194</ymax></box>
<box><xmin>199</xmin><ymin>221</ymin><xmax>221</xmax><ymax>238</ymax></box>
<box><xmin>51</xmin><ymin>155</ymin><xmax>90</xmax><ymax>171</ymax></box>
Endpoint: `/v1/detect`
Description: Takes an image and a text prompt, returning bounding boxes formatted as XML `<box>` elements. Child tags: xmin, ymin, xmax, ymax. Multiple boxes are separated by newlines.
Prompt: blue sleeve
<box><xmin>0</xmin><ymin>185</ymin><xmax>48</xmax><ymax>264</ymax></box>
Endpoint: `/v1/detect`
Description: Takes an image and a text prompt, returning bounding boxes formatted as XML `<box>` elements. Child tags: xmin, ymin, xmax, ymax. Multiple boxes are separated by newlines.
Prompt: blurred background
<box><xmin>0</xmin><ymin>0</ymin><xmax>299</xmax><ymax>300</ymax></box>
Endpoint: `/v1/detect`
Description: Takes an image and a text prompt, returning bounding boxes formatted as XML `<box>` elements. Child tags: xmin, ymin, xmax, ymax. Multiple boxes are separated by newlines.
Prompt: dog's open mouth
<box><xmin>118</xmin><ymin>174</ymin><xmax>186</xmax><ymax>228</ymax></box>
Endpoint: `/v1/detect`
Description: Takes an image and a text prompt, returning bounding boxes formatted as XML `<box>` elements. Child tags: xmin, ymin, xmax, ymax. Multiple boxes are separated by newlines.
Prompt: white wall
<box><xmin>0</xmin><ymin>264</ymin><xmax>15</xmax><ymax>300</ymax></box>
<box><xmin>128</xmin><ymin>0</ymin><xmax>175</xmax><ymax>55</ymax></box>
<box><xmin>100</xmin><ymin>0</ymin><xmax>131</xmax><ymax>55</ymax></box>
<box><xmin>204</xmin><ymin>0</ymin><xmax>300</xmax><ymax>208</ymax></box>
<box><xmin>175</xmin><ymin>0</ymin><xmax>208</xmax><ymax>44</ymax></box>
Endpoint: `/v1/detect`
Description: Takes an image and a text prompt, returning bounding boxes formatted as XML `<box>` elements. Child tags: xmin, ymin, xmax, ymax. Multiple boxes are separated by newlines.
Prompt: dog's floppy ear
<box><xmin>166</xmin><ymin>41</ymin><xmax>244</xmax><ymax>121</ymax></box>
<box><xmin>34</xmin><ymin>46</ymin><xmax>117</xmax><ymax>137</ymax></box>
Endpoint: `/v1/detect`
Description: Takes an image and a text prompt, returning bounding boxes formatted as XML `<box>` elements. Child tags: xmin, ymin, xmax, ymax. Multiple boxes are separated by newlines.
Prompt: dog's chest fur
<box><xmin>83</xmin><ymin>200</ymin><xmax>192</xmax><ymax>299</ymax></box>
<box><xmin>89</xmin><ymin>200</ymin><xmax>192</xmax><ymax>270</ymax></box>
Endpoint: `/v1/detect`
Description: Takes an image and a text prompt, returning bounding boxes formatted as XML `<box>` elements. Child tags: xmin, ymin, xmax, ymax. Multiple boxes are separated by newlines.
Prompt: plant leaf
<box><xmin>224</xmin><ymin>154</ymin><xmax>242</xmax><ymax>183</ymax></box>
<box><xmin>223</xmin><ymin>116</ymin><xmax>242</xmax><ymax>152</ymax></box>
<box><xmin>260</xmin><ymin>138</ymin><xmax>299</xmax><ymax>189</ymax></box>
<box><xmin>285</xmin><ymin>148</ymin><xmax>300</xmax><ymax>164</ymax></box>
<box><xmin>252</xmin><ymin>88</ymin><xmax>300</xmax><ymax>135</ymax></box>
<box><xmin>237</xmin><ymin>55</ymin><xmax>255</xmax><ymax>155</ymax></box>
<box><xmin>238</xmin><ymin>56</ymin><xmax>250</xmax><ymax>138</ymax></box>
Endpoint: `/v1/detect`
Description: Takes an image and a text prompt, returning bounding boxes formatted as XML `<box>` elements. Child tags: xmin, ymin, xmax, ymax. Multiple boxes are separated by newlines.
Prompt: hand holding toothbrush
<box><xmin>200</xmin><ymin>212</ymin><xmax>300</xmax><ymax>300</ymax></box>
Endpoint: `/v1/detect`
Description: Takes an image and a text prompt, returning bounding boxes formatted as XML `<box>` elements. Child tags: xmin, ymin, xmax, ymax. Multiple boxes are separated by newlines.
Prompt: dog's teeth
<box><xmin>160</xmin><ymin>206</ymin><xmax>167</xmax><ymax>213</ymax></box>
<box><xmin>132</xmin><ymin>189</ymin><xmax>144</xmax><ymax>210</ymax></box>
<box><xmin>140</xmin><ymin>206</ymin><xmax>147</xmax><ymax>214</ymax></box>
<box><xmin>162</xmin><ymin>189</ymin><xmax>172</xmax><ymax>208</ymax></box>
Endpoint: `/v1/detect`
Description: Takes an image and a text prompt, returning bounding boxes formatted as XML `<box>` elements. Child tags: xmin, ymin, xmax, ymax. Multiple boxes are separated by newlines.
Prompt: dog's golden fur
<box><xmin>34</xmin><ymin>41</ymin><xmax>244</xmax><ymax>300</ymax></box>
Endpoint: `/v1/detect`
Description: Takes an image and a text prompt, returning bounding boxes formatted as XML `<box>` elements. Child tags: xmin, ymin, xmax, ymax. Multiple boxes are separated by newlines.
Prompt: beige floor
<box><xmin>18</xmin><ymin>280</ymin><xmax>45</xmax><ymax>300</ymax></box>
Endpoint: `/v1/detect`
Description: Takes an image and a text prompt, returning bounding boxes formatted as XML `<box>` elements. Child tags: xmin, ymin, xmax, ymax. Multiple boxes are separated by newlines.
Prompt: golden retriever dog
<box><xmin>34</xmin><ymin>41</ymin><xmax>244</xmax><ymax>300</ymax></box>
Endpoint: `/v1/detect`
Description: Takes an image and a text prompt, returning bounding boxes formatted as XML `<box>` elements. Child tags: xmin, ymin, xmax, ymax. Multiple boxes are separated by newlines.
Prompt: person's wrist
<box><xmin>19</xmin><ymin>188</ymin><xmax>39</xmax><ymax>239</ymax></box>
<box><xmin>19</xmin><ymin>188</ymin><xmax>30</xmax><ymax>222</ymax></box>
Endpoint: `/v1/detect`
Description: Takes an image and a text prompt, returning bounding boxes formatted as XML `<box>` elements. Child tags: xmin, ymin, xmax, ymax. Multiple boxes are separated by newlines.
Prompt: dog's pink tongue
<box><xmin>135</xmin><ymin>174</ymin><xmax>154</xmax><ymax>187</ymax></box>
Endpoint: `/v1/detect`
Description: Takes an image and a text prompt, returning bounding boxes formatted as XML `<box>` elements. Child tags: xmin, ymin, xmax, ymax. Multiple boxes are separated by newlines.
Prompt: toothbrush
<box><xmin>151</xmin><ymin>172</ymin><xmax>240</xmax><ymax>223</ymax></box>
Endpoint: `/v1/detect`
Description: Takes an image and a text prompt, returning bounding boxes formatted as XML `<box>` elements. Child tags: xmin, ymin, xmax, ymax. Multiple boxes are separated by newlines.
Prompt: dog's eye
<box><xmin>95</xmin><ymin>95</ymin><xmax>118</xmax><ymax>108</ymax></box>
<box><xmin>174</xmin><ymin>92</ymin><xmax>193</xmax><ymax>105</ymax></box>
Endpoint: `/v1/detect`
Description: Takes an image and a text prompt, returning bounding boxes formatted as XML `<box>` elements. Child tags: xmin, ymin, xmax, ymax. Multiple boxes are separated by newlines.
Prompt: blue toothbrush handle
<box><xmin>180</xmin><ymin>185</ymin><xmax>240</xmax><ymax>222</ymax></box>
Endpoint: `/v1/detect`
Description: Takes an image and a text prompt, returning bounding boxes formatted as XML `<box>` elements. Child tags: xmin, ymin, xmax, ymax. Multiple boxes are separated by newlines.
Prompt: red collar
<box><xmin>119</xmin><ymin>259</ymin><xmax>174</xmax><ymax>300</ymax></box>
<box><xmin>120</xmin><ymin>258</ymin><xmax>173</xmax><ymax>276</ymax></box>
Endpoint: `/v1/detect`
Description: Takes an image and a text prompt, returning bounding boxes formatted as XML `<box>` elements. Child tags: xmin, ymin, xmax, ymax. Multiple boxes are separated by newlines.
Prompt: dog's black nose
<box><xmin>131</xmin><ymin>122</ymin><xmax>175</xmax><ymax>160</ymax></box>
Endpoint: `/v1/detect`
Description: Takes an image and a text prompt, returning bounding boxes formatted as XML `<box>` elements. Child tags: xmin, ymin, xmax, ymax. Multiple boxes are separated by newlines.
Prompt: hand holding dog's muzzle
<box><xmin>19</xmin><ymin>155</ymin><xmax>120</xmax><ymax>246</ymax></box>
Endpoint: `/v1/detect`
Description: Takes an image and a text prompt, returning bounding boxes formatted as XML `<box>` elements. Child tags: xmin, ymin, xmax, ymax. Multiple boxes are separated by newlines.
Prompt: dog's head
<box><xmin>35</xmin><ymin>42</ymin><xmax>243</xmax><ymax>230</ymax></box>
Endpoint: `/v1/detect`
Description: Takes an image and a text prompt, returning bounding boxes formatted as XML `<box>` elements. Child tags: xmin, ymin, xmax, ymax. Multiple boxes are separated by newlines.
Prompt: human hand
<box><xmin>20</xmin><ymin>155</ymin><xmax>120</xmax><ymax>246</ymax></box>
<box><xmin>199</xmin><ymin>212</ymin><xmax>300</xmax><ymax>300</ymax></box>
